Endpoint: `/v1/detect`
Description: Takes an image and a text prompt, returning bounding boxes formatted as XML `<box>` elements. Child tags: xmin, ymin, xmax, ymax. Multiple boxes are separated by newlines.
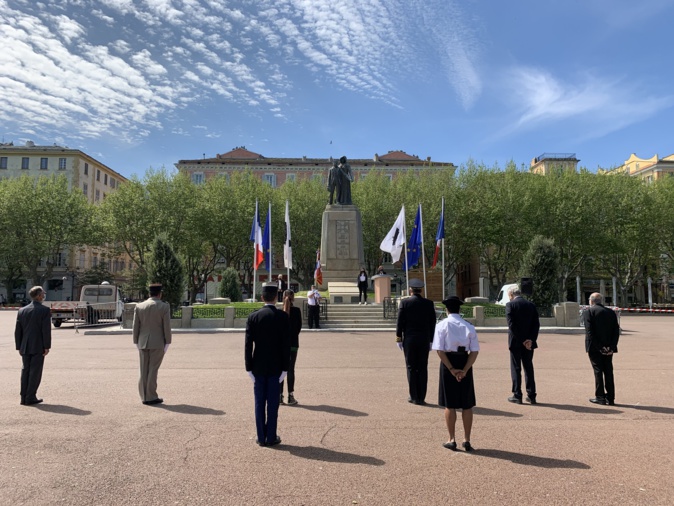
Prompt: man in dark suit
<box><xmin>583</xmin><ymin>292</ymin><xmax>620</xmax><ymax>405</ymax></box>
<box><xmin>15</xmin><ymin>286</ymin><xmax>52</xmax><ymax>405</ymax></box>
<box><xmin>396</xmin><ymin>278</ymin><xmax>437</xmax><ymax>405</ymax></box>
<box><xmin>505</xmin><ymin>284</ymin><xmax>540</xmax><ymax>404</ymax></box>
<box><xmin>245</xmin><ymin>283</ymin><xmax>291</xmax><ymax>446</ymax></box>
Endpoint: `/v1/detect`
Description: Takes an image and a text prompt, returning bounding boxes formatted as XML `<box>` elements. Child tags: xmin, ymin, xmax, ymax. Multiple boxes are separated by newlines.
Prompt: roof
<box><xmin>378</xmin><ymin>150</ymin><xmax>421</xmax><ymax>161</ymax></box>
<box><xmin>216</xmin><ymin>147</ymin><xmax>262</xmax><ymax>160</ymax></box>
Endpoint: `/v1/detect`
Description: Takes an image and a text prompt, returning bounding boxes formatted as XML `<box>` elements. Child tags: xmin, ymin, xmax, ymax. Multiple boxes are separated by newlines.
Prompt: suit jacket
<box><xmin>245</xmin><ymin>304</ymin><xmax>291</xmax><ymax>376</ymax></box>
<box><xmin>132</xmin><ymin>297</ymin><xmax>172</xmax><ymax>349</ymax></box>
<box><xmin>505</xmin><ymin>296</ymin><xmax>540</xmax><ymax>350</ymax></box>
<box><xmin>396</xmin><ymin>294</ymin><xmax>437</xmax><ymax>344</ymax></box>
<box><xmin>583</xmin><ymin>303</ymin><xmax>620</xmax><ymax>353</ymax></box>
<box><xmin>15</xmin><ymin>301</ymin><xmax>52</xmax><ymax>354</ymax></box>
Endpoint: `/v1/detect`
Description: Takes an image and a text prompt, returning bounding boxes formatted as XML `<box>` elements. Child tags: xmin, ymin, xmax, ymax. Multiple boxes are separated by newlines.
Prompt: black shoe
<box><xmin>414</xmin><ymin>400</ymin><xmax>427</xmax><ymax>406</ymax></box>
<box><xmin>589</xmin><ymin>397</ymin><xmax>607</xmax><ymax>405</ymax></box>
<box><xmin>20</xmin><ymin>398</ymin><xmax>26</xmax><ymax>405</ymax></box>
<box><xmin>408</xmin><ymin>397</ymin><xmax>414</xmax><ymax>403</ymax></box>
<box><xmin>25</xmin><ymin>398</ymin><xmax>43</xmax><ymax>406</ymax></box>
<box><xmin>607</xmin><ymin>400</ymin><xmax>615</xmax><ymax>406</ymax></box>
<box><xmin>462</xmin><ymin>441</ymin><xmax>475</xmax><ymax>452</ymax></box>
<box><xmin>443</xmin><ymin>441</ymin><xmax>457</xmax><ymax>451</ymax></box>
<box><xmin>267</xmin><ymin>436</ymin><xmax>282</xmax><ymax>446</ymax></box>
<box><xmin>526</xmin><ymin>397</ymin><xmax>537</xmax><ymax>405</ymax></box>
<box><xmin>508</xmin><ymin>396</ymin><xmax>522</xmax><ymax>404</ymax></box>
<box><xmin>255</xmin><ymin>439</ymin><xmax>266</xmax><ymax>447</ymax></box>
<box><xmin>143</xmin><ymin>398</ymin><xmax>164</xmax><ymax>405</ymax></box>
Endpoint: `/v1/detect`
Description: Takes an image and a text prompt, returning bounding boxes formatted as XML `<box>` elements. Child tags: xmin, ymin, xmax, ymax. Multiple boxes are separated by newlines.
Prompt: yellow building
<box><xmin>529</xmin><ymin>153</ymin><xmax>579</xmax><ymax>175</ymax></box>
<box><xmin>0</xmin><ymin>141</ymin><xmax>129</xmax><ymax>300</ymax></box>
<box><xmin>603</xmin><ymin>153</ymin><xmax>674</xmax><ymax>182</ymax></box>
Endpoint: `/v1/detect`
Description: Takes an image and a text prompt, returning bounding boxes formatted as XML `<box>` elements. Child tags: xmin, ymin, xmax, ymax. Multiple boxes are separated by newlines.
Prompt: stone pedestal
<box><xmin>319</xmin><ymin>205</ymin><xmax>364</xmax><ymax>289</ymax></box>
<box><xmin>372</xmin><ymin>275</ymin><xmax>392</xmax><ymax>303</ymax></box>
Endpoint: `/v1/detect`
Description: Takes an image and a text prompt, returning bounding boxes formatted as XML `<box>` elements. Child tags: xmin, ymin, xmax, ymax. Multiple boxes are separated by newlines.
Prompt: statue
<box><xmin>327</xmin><ymin>156</ymin><xmax>353</xmax><ymax>205</ymax></box>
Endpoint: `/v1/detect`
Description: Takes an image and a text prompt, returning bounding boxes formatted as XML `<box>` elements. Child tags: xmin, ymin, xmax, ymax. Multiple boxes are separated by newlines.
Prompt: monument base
<box><xmin>319</xmin><ymin>204</ymin><xmax>364</xmax><ymax>289</ymax></box>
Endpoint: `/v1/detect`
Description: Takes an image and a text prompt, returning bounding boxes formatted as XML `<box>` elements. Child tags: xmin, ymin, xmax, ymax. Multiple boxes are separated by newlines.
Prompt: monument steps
<box><xmin>320</xmin><ymin>303</ymin><xmax>396</xmax><ymax>329</ymax></box>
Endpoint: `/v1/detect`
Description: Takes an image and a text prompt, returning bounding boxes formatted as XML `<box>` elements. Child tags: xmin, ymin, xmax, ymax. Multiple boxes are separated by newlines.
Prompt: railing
<box><xmin>482</xmin><ymin>305</ymin><xmax>505</xmax><ymax>318</ymax></box>
<box><xmin>192</xmin><ymin>306</ymin><xmax>226</xmax><ymax>319</ymax></box>
<box><xmin>302</xmin><ymin>299</ymin><xmax>328</xmax><ymax>321</ymax></box>
<box><xmin>235</xmin><ymin>306</ymin><xmax>258</xmax><ymax>319</ymax></box>
<box><xmin>171</xmin><ymin>307</ymin><xmax>182</xmax><ymax>319</ymax></box>
<box><xmin>383</xmin><ymin>297</ymin><xmax>398</xmax><ymax>319</ymax></box>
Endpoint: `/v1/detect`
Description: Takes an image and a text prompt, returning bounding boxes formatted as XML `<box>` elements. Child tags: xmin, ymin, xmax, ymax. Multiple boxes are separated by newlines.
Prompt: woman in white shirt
<box><xmin>431</xmin><ymin>296</ymin><xmax>480</xmax><ymax>451</ymax></box>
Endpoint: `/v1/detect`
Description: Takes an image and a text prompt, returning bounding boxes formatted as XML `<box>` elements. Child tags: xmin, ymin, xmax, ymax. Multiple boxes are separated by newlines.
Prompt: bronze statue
<box><xmin>327</xmin><ymin>156</ymin><xmax>353</xmax><ymax>205</ymax></box>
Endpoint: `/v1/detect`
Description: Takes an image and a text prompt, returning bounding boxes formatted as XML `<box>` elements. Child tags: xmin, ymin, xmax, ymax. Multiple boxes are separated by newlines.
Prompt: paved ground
<box><xmin>1</xmin><ymin>311</ymin><xmax>673</xmax><ymax>505</ymax></box>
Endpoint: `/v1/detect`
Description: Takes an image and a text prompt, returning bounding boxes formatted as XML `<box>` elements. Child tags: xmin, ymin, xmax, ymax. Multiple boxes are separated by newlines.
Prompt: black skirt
<box><xmin>438</xmin><ymin>352</ymin><xmax>476</xmax><ymax>410</ymax></box>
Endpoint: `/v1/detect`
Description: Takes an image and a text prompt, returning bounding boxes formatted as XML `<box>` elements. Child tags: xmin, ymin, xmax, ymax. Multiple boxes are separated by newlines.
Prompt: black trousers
<box><xmin>21</xmin><ymin>353</ymin><xmax>45</xmax><ymax>402</ymax></box>
<box><xmin>510</xmin><ymin>347</ymin><xmax>536</xmax><ymax>399</ymax></box>
<box><xmin>404</xmin><ymin>339</ymin><xmax>429</xmax><ymax>403</ymax></box>
<box><xmin>358</xmin><ymin>284</ymin><xmax>367</xmax><ymax>302</ymax></box>
<box><xmin>588</xmin><ymin>350</ymin><xmax>615</xmax><ymax>402</ymax></box>
<box><xmin>281</xmin><ymin>350</ymin><xmax>298</xmax><ymax>394</ymax></box>
<box><xmin>308</xmin><ymin>305</ymin><xmax>320</xmax><ymax>328</ymax></box>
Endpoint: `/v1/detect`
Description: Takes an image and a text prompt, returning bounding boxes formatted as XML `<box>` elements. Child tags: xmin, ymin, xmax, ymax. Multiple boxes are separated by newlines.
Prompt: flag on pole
<box><xmin>432</xmin><ymin>199</ymin><xmax>445</xmax><ymax>268</ymax></box>
<box><xmin>380</xmin><ymin>206</ymin><xmax>406</xmax><ymax>263</ymax></box>
<box><xmin>262</xmin><ymin>205</ymin><xmax>271</xmax><ymax>270</ymax></box>
<box><xmin>283</xmin><ymin>200</ymin><xmax>292</xmax><ymax>269</ymax></box>
<box><xmin>314</xmin><ymin>249</ymin><xmax>323</xmax><ymax>286</ymax></box>
<box><xmin>404</xmin><ymin>204</ymin><xmax>422</xmax><ymax>269</ymax></box>
<box><xmin>249</xmin><ymin>201</ymin><xmax>264</xmax><ymax>269</ymax></box>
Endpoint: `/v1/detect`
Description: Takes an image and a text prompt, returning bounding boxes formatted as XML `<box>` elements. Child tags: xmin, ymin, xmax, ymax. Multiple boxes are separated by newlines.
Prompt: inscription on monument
<box><xmin>336</xmin><ymin>221</ymin><xmax>350</xmax><ymax>258</ymax></box>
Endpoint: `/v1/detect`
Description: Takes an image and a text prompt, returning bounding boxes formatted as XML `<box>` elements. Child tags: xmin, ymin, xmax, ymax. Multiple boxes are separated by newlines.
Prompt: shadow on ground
<box><xmin>473</xmin><ymin>449</ymin><xmax>591</xmax><ymax>469</ymax></box>
<box><xmin>279</xmin><ymin>445</ymin><xmax>385</xmax><ymax>465</ymax></box>
<box><xmin>156</xmin><ymin>404</ymin><xmax>225</xmax><ymax>415</ymax></box>
<box><xmin>536</xmin><ymin>402</ymin><xmax>620</xmax><ymax>414</ymax></box>
<box><xmin>295</xmin><ymin>404</ymin><xmax>368</xmax><ymax>417</ymax></box>
<box><xmin>35</xmin><ymin>404</ymin><xmax>92</xmax><ymax>416</ymax></box>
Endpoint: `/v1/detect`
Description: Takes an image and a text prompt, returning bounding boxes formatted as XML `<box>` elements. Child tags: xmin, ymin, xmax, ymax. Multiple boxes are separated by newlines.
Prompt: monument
<box><xmin>319</xmin><ymin>156</ymin><xmax>364</xmax><ymax>290</ymax></box>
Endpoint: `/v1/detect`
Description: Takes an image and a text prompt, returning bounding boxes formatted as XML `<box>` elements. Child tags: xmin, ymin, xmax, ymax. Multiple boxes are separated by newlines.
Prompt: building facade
<box><xmin>175</xmin><ymin>147</ymin><xmax>456</xmax><ymax>185</ymax></box>
<box><xmin>0</xmin><ymin>141</ymin><xmax>129</xmax><ymax>301</ymax></box>
<box><xmin>599</xmin><ymin>153</ymin><xmax>674</xmax><ymax>182</ymax></box>
<box><xmin>529</xmin><ymin>153</ymin><xmax>580</xmax><ymax>175</ymax></box>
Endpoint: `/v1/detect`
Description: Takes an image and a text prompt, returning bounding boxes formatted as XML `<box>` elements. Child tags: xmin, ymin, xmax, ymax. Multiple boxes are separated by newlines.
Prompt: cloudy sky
<box><xmin>2</xmin><ymin>0</ymin><xmax>674</xmax><ymax>177</ymax></box>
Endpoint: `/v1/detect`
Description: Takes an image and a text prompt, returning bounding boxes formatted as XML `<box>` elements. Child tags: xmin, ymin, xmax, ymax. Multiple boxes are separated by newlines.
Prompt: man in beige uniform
<box><xmin>133</xmin><ymin>283</ymin><xmax>172</xmax><ymax>405</ymax></box>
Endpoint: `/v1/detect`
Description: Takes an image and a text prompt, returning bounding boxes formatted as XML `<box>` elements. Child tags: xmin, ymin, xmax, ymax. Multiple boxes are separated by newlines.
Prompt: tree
<box><xmin>148</xmin><ymin>236</ymin><xmax>184</xmax><ymax>309</ymax></box>
<box><xmin>219</xmin><ymin>267</ymin><xmax>243</xmax><ymax>302</ymax></box>
<box><xmin>519</xmin><ymin>236</ymin><xmax>560</xmax><ymax>309</ymax></box>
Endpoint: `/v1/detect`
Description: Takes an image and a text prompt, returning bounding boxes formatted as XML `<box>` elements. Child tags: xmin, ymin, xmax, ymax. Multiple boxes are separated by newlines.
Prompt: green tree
<box><xmin>219</xmin><ymin>267</ymin><xmax>243</xmax><ymax>302</ymax></box>
<box><xmin>148</xmin><ymin>236</ymin><xmax>184</xmax><ymax>309</ymax></box>
<box><xmin>519</xmin><ymin>236</ymin><xmax>560</xmax><ymax>309</ymax></box>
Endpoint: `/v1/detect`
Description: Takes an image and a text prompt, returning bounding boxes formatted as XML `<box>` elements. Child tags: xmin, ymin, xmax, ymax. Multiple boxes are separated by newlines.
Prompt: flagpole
<box><xmin>252</xmin><ymin>199</ymin><xmax>258</xmax><ymax>302</ymax></box>
<box><xmin>420</xmin><ymin>203</ymin><xmax>427</xmax><ymax>298</ymax></box>
<box><xmin>268</xmin><ymin>202</ymin><xmax>272</xmax><ymax>284</ymax></box>
<box><xmin>441</xmin><ymin>197</ymin><xmax>445</xmax><ymax>301</ymax></box>
<box><xmin>285</xmin><ymin>200</ymin><xmax>290</xmax><ymax>286</ymax></box>
<box><xmin>403</xmin><ymin>204</ymin><xmax>409</xmax><ymax>294</ymax></box>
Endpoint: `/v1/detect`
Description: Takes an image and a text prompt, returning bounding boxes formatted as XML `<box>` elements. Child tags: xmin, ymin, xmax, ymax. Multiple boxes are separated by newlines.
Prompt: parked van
<box><xmin>495</xmin><ymin>283</ymin><xmax>518</xmax><ymax>305</ymax></box>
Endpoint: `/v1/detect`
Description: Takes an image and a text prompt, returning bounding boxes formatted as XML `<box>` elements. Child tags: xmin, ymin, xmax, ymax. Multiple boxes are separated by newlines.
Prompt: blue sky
<box><xmin>2</xmin><ymin>0</ymin><xmax>674</xmax><ymax>178</ymax></box>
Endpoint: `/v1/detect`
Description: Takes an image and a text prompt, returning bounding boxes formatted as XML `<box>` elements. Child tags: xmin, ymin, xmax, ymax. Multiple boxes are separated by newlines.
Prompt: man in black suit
<box><xmin>245</xmin><ymin>283</ymin><xmax>291</xmax><ymax>446</ymax></box>
<box><xmin>396</xmin><ymin>278</ymin><xmax>437</xmax><ymax>405</ymax></box>
<box><xmin>15</xmin><ymin>286</ymin><xmax>52</xmax><ymax>405</ymax></box>
<box><xmin>505</xmin><ymin>285</ymin><xmax>540</xmax><ymax>404</ymax></box>
<box><xmin>583</xmin><ymin>292</ymin><xmax>620</xmax><ymax>405</ymax></box>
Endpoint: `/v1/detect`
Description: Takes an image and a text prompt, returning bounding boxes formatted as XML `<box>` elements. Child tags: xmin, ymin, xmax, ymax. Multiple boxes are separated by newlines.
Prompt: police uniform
<box><xmin>432</xmin><ymin>300</ymin><xmax>480</xmax><ymax>409</ymax></box>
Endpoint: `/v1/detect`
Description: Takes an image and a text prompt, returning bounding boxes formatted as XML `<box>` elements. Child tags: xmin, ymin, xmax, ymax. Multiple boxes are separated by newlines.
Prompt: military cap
<box><xmin>409</xmin><ymin>278</ymin><xmax>424</xmax><ymax>288</ymax></box>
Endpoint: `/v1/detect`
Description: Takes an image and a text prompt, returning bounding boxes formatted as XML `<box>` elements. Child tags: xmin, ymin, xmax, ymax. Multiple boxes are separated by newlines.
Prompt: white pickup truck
<box><xmin>45</xmin><ymin>282</ymin><xmax>124</xmax><ymax>327</ymax></box>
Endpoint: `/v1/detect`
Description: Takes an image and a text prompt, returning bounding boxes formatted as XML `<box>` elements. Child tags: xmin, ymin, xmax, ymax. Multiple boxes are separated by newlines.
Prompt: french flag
<box><xmin>249</xmin><ymin>201</ymin><xmax>264</xmax><ymax>269</ymax></box>
<box><xmin>432</xmin><ymin>199</ymin><xmax>445</xmax><ymax>269</ymax></box>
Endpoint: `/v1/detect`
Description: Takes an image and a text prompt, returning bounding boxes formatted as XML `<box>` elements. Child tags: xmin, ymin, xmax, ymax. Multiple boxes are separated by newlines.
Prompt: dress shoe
<box><xmin>20</xmin><ymin>398</ymin><xmax>26</xmax><ymax>405</ymax></box>
<box><xmin>589</xmin><ymin>397</ymin><xmax>607</xmax><ymax>405</ymax></box>
<box><xmin>462</xmin><ymin>441</ymin><xmax>475</xmax><ymax>452</ymax></box>
<box><xmin>255</xmin><ymin>439</ymin><xmax>266</xmax><ymax>447</ymax></box>
<box><xmin>526</xmin><ymin>397</ymin><xmax>537</xmax><ymax>405</ymax></box>
<box><xmin>607</xmin><ymin>400</ymin><xmax>615</xmax><ymax>406</ymax></box>
<box><xmin>267</xmin><ymin>436</ymin><xmax>282</xmax><ymax>446</ymax></box>
<box><xmin>25</xmin><ymin>398</ymin><xmax>43</xmax><ymax>406</ymax></box>
<box><xmin>414</xmin><ymin>400</ymin><xmax>427</xmax><ymax>406</ymax></box>
<box><xmin>143</xmin><ymin>398</ymin><xmax>164</xmax><ymax>405</ymax></box>
<box><xmin>408</xmin><ymin>397</ymin><xmax>414</xmax><ymax>403</ymax></box>
<box><xmin>508</xmin><ymin>396</ymin><xmax>522</xmax><ymax>404</ymax></box>
<box><xmin>443</xmin><ymin>441</ymin><xmax>457</xmax><ymax>451</ymax></box>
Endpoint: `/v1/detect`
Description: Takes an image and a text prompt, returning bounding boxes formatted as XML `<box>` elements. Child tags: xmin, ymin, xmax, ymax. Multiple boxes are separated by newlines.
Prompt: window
<box><xmin>286</xmin><ymin>173</ymin><xmax>296</xmax><ymax>182</ymax></box>
<box><xmin>22</xmin><ymin>157</ymin><xmax>29</xmax><ymax>170</ymax></box>
<box><xmin>0</xmin><ymin>157</ymin><xmax>7</xmax><ymax>169</ymax></box>
<box><xmin>109</xmin><ymin>177</ymin><xmax>115</xmax><ymax>188</ymax></box>
<box><xmin>262</xmin><ymin>174</ymin><xmax>277</xmax><ymax>187</ymax></box>
<box><xmin>58</xmin><ymin>158</ymin><xmax>66</xmax><ymax>170</ymax></box>
<box><xmin>95</xmin><ymin>189</ymin><xmax>100</xmax><ymax>202</ymax></box>
<box><xmin>311</xmin><ymin>174</ymin><xmax>324</xmax><ymax>184</ymax></box>
<box><xmin>40</xmin><ymin>158</ymin><xmax>48</xmax><ymax>170</ymax></box>
<box><xmin>96</xmin><ymin>169</ymin><xmax>100</xmax><ymax>181</ymax></box>
<box><xmin>92</xmin><ymin>255</ymin><xmax>98</xmax><ymax>267</ymax></box>
<box><xmin>79</xmin><ymin>251</ymin><xmax>85</xmax><ymax>269</ymax></box>
<box><xmin>84</xmin><ymin>163</ymin><xmax>89</xmax><ymax>175</ymax></box>
<box><xmin>191</xmin><ymin>172</ymin><xmax>204</xmax><ymax>184</ymax></box>
<box><xmin>104</xmin><ymin>173</ymin><xmax>108</xmax><ymax>185</ymax></box>
<box><xmin>83</xmin><ymin>183</ymin><xmax>88</xmax><ymax>197</ymax></box>
<box><xmin>385</xmin><ymin>174</ymin><xmax>393</xmax><ymax>181</ymax></box>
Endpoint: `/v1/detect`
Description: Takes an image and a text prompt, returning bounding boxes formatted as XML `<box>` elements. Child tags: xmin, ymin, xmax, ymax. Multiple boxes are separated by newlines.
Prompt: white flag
<box><xmin>380</xmin><ymin>205</ymin><xmax>406</xmax><ymax>262</ymax></box>
<box><xmin>283</xmin><ymin>200</ymin><xmax>292</xmax><ymax>269</ymax></box>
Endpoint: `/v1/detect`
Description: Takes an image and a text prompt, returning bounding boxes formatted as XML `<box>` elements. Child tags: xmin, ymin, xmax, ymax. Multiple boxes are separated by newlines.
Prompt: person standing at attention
<box><xmin>133</xmin><ymin>283</ymin><xmax>172</xmax><ymax>405</ymax></box>
<box><xmin>505</xmin><ymin>284</ymin><xmax>540</xmax><ymax>405</ymax></box>
<box><xmin>280</xmin><ymin>289</ymin><xmax>302</xmax><ymax>406</ymax></box>
<box><xmin>583</xmin><ymin>293</ymin><xmax>620</xmax><ymax>405</ymax></box>
<box><xmin>395</xmin><ymin>278</ymin><xmax>437</xmax><ymax>405</ymax></box>
<box><xmin>307</xmin><ymin>285</ymin><xmax>321</xmax><ymax>329</ymax></box>
<box><xmin>277</xmin><ymin>275</ymin><xmax>287</xmax><ymax>303</ymax></box>
<box><xmin>245</xmin><ymin>284</ymin><xmax>290</xmax><ymax>446</ymax></box>
<box><xmin>432</xmin><ymin>296</ymin><xmax>479</xmax><ymax>451</ymax></box>
<box><xmin>15</xmin><ymin>286</ymin><xmax>51</xmax><ymax>405</ymax></box>
<box><xmin>357</xmin><ymin>267</ymin><xmax>369</xmax><ymax>305</ymax></box>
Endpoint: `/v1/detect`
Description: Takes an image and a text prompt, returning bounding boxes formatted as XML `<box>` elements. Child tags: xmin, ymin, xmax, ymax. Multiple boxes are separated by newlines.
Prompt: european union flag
<box><xmin>404</xmin><ymin>204</ymin><xmax>422</xmax><ymax>269</ymax></box>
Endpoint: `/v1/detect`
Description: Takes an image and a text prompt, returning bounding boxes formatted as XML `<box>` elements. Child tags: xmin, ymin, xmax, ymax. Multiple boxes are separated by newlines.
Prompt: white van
<box><xmin>495</xmin><ymin>283</ymin><xmax>518</xmax><ymax>305</ymax></box>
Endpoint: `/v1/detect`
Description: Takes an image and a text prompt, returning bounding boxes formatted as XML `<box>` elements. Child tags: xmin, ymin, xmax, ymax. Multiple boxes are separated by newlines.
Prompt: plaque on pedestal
<box><xmin>319</xmin><ymin>204</ymin><xmax>364</xmax><ymax>289</ymax></box>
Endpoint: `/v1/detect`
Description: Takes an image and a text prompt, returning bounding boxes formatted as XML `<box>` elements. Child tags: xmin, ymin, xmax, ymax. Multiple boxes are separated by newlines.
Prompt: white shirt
<box><xmin>307</xmin><ymin>290</ymin><xmax>320</xmax><ymax>306</ymax></box>
<box><xmin>432</xmin><ymin>314</ymin><xmax>480</xmax><ymax>352</ymax></box>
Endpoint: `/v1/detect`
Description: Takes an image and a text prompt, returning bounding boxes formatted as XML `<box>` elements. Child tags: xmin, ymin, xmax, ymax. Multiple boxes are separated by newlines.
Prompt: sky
<box><xmin>2</xmin><ymin>0</ymin><xmax>674</xmax><ymax>179</ymax></box>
